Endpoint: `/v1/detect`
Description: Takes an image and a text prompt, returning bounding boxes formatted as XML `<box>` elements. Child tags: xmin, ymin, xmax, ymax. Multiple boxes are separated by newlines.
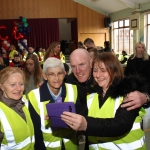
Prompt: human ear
<box><xmin>42</xmin><ymin>73</ymin><xmax>47</xmax><ymax>80</ymax></box>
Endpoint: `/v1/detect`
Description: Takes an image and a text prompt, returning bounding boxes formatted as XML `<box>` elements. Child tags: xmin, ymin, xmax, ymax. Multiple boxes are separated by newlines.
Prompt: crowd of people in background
<box><xmin>0</xmin><ymin>38</ymin><xmax>150</xmax><ymax>150</ymax></box>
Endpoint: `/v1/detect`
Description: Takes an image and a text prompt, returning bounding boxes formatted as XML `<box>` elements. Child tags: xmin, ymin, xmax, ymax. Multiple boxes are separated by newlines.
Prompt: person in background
<box><xmin>44</xmin><ymin>42</ymin><xmax>65</xmax><ymax>63</ymax></box>
<box><xmin>124</xmin><ymin>41</ymin><xmax>150</xmax><ymax>128</ymax></box>
<box><xmin>83</xmin><ymin>38</ymin><xmax>96</xmax><ymax>49</ymax></box>
<box><xmin>120</xmin><ymin>50</ymin><xmax>129</xmax><ymax>64</ymax></box>
<box><xmin>23</xmin><ymin>47</ymin><xmax>37</xmax><ymax>62</ymax></box>
<box><xmin>103</xmin><ymin>41</ymin><xmax>112</xmax><ymax>52</ymax></box>
<box><xmin>8</xmin><ymin>44</ymin><xmax>18</xmax><ymax>62</ymax></box>
<box><xmin>9</xmin><ymin>54</ymin><xmax>24</xmax><ymax>70</ymax></box>
<box><xmin>63</xmin><ymin>63</ymin><xmax>70</xmax><ymax>82</ymax></box>
<box><xmin>24</xmin><ymin>54</ymin><xmax>43</xmax><ymax>96</ymax></box>
<box><xmin>0</xmin><ymin>57</ymin><xmax>6</xmax><ymax>71</ymax></box>
<box><xmin>22</xmin><ymin>48</ymin><xmax>28</xmax><ymax>62</ymax></box>
<box><xmin>61</xmin><ymin>53</ymin><xmax>149</xmax><ymax>150</ymax></box>
<box><xmin>0</xmin><ymin>67</ymin><xmax>35</xmax><ymax>149</ymax></box>
<box><xmin>2</xmin><ymin>52</ymin><xmax>9</xmax><ymax>66</ymax></box>
<box><xmin>78</xmin><ymin>41</ymin><xmax>86</xmax><ymax>49</ymax></box>
<box><xmin>38</xmin><ymin>47</ymin><xmax>46</xmax><ymax>68</ymax></box>
<box><xmin>124</xmin><ymin>41</ymin><xmax>150</xmax><ymax>84</ymax></box>
<box><xmin>87</xmin><ymin>47</ymin><xmax>99</xmax><ymax>64</ymax></box>
<box><xmin>28</xmin><ymin>57</ymin><xmax>81</xmax><ymax>150</ymax></box>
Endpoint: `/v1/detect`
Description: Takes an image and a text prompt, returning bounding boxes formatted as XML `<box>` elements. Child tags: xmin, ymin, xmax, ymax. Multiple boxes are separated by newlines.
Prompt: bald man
<box><xmin>65</xmin><ymin>49</ymin><xmax>95</xmax><ymax>94</ymax></box>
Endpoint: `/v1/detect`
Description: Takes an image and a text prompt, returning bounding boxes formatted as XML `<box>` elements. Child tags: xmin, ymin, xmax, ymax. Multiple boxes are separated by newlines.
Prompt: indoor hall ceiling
<box><xmin>73</xmin><ymin>0</ymin><xmax>150</xmax><ymax>16</ymax></box>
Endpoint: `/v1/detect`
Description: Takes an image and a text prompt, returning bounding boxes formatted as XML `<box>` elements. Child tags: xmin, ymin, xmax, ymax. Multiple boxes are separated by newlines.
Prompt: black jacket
<box><xmin>85</xmin><ymin>76</ymin><xmax>150</xmax><ymax>137</ymax></box>
<box><xmin>124</xmin><ymin>56</ymin><xmax>150</xmax><ymax>85</ymax></box>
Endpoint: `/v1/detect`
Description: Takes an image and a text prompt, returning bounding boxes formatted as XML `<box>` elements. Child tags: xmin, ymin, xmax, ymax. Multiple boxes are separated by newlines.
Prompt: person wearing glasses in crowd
<box><xmin>27</xmin><ymin>57</ymin><xmax>85</xmax><ymax>150</ymax></box>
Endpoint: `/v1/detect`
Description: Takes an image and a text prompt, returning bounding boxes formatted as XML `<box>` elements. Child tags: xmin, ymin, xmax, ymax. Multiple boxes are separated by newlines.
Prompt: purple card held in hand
<box><xmin>46</xmin><ymin>102</ymin><xmax>76</xmax><ymax>128</ymax></box>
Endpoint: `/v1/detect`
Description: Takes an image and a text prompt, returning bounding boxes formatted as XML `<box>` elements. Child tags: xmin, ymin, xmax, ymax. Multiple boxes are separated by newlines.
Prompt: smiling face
<box><xmin>44</xmin><ymin>67</ymin><xmax>65</xmax><ymax>94</ymax></box>
<box><xmin>93</xmin><ymin>61</ymin><xmax>111</xmax><ymax>91</ymax></box>
<box><xmin>0</xmin><ymin>73</ymin><xmax>24</xmax><ymax>100</ymax></box>
<box><xmin>70</xmin><ymin>49</ymin><xmax>92</xmax><ymax>83</ymax></box>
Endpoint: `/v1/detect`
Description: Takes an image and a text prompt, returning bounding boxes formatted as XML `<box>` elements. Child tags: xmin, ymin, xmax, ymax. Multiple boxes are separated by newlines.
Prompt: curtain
<box><xmin>0</xmin><ymin>18</ymin><xmax>60</xmax><ymax>51</ymax></box>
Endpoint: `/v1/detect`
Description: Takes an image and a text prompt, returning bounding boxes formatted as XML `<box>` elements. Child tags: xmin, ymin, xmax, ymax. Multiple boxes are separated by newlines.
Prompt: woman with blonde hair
<box><xmin>44</xmin><ymin>41</ymin><xmax>65</xmax><ymax>63</ymax></box>
<box><xmin>124</xmin><ymin>41</ymin><xmax>150</xmax><ymax>82</ymax></box>
<box><xmin>0</xmin><ymin>67</ymin><xmax>35</xmax><ymax>149</ymax></box>
<box><xmin>24</xmin><ymin>54</ymin><xmax>43</xmax><ymax>96</ymax></box>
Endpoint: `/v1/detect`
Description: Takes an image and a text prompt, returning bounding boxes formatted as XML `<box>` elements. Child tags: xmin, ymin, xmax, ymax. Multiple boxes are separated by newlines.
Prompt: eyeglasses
<box><xmin>46</xmin><ymin>72</ymin><xmax>64</xmax><ymax>78</ymax></box>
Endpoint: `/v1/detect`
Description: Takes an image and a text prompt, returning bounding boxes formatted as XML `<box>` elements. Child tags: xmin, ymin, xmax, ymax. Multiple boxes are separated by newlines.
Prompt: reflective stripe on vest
<box><xmin>90</xmin><ymin>136</ymin><xmax>145</xmax><ymax>150</ymax></box>
<box><xmin>44</xmin><ymin>141</ymin><xmax>61</xmax><ymax>148</ymax></box>
<box><xmin>87</xmin><ymin>94</ymin><xmax>146</xmax><ymax>150</ymax></box>
<box><xmin>0</xmin><ymin>104</ymin><xmax>34</xmax><ymax>149</ymax></box>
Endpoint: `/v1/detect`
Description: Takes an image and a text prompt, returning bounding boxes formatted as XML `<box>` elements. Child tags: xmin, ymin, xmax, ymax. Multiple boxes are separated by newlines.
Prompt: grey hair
<box><xmin>43</xmin><ymin>57</ymin><xmax>65</xmax><ymax>73</ymax></box>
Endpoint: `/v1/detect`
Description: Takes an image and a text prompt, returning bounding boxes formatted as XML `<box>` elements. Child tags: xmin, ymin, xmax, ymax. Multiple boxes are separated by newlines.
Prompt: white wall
<box><xmin>59</xmin><ymin>19</ymin><xmax>71</xmax><ymax>41</ymax></box>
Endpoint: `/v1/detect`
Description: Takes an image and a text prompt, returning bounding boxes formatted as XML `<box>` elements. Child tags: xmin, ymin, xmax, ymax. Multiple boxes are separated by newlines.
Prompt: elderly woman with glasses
<box><xmin>27</xmin><ymin>57</ymin><xmax>84</xmax><ymax>150</ymax></box>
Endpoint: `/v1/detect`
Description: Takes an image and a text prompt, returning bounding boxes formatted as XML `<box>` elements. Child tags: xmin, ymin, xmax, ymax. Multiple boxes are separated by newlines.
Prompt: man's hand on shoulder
<box><xmin>121</xmin><ymin>91</ymin><xmax>147</xmax><ymax>111</ymax></box>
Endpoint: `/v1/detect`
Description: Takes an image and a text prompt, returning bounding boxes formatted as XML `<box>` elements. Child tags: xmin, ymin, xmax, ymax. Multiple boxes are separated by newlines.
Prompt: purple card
<box><xmin>46</xmin><ymin>102</ymin><xmax>75</xmax><ymax>128</ymax></box>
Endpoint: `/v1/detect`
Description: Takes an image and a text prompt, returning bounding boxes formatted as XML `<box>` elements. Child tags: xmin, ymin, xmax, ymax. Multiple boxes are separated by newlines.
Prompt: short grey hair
<box><xmin>43</xmin><ymin>57</ymin><xmax>65</xmax><ymax>73</ymax></box>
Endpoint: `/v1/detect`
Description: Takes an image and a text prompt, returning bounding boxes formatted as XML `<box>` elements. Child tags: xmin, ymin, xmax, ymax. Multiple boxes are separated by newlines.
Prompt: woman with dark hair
<box><xmin>24</xmin><ymin>54</ymin><xmax>43</xmax><ymax>96</ymax></box>
<box><xmin>61</xmin><ymin>52</ymin><xmax>148</xmax><ymax>150</ymax></box>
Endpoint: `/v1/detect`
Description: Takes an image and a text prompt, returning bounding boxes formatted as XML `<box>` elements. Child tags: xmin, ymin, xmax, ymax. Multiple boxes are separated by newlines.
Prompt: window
<box><xmin>146</xmin><ymin>13</ymin><xmax>150</xmax><ymax>54</ymax></box>
<box><xmin>112</xmin><ymin>19</ymin><xmax>133</xmax><ymax>55</ymax></box>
